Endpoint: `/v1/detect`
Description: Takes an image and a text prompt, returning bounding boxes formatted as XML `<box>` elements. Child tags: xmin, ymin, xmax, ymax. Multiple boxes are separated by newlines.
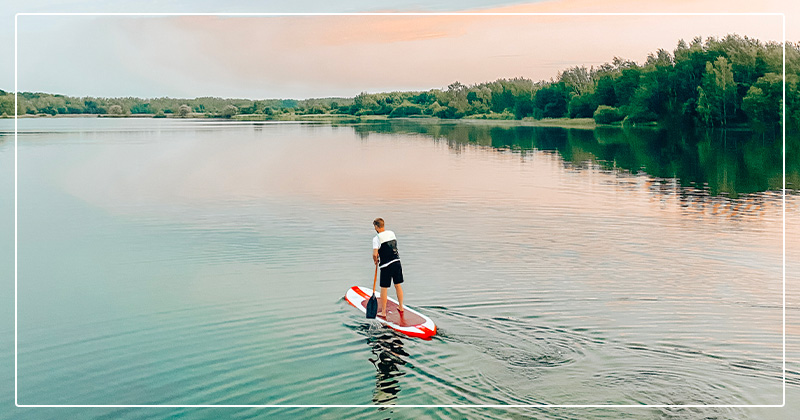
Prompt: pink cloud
<box><xmin>112</xmin><ymin>0</ymin><xmax>794</xmax><ymax>98</ymax></box>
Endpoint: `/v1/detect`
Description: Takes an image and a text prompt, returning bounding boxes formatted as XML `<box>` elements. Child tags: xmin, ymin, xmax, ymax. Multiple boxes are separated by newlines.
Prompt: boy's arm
<box><xmin>372</xmin><ymin>235</ymin><xmax>379</xmax><ymax>265</ymax></box>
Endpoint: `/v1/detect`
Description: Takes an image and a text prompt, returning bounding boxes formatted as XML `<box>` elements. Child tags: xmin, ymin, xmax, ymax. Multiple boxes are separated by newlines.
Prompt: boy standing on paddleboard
<box><xmin>372</xmin><ymin>218</ymin><xmax>404</xmax><ymax>317</ymax></box>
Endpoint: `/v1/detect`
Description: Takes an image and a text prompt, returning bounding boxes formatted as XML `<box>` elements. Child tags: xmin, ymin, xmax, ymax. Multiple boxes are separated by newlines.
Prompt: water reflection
<box><xmin>646</xmin><ymin>178</ymin><xmax>788</xmax><ymax>221</ymax></box>
<box><xmin>10</xmin><ymin>118</ymin><xmax>794</xmax><ymax>412</ymax></box>
<box><xmin>367</xmin><ymin>331</ymin><xmax>408</xmax><ymax>407</ymax></box>
<box><xmin>352</xmin><ymin>120</ymin><xmax>795</xmax><ymax>199</ymax></box>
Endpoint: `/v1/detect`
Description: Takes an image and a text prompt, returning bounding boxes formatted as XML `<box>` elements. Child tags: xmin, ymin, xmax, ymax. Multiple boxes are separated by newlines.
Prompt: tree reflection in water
<box><xmin>351</xmin><ymin>120</ymin><xmax>796</xmax><ymax>199</ymax></box>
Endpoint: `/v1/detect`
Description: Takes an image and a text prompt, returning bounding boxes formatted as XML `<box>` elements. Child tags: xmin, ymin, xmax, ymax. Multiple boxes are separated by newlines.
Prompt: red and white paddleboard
<box><xmin>344</xmin><ymin>286</ymin><xmax>437</xmax><ymax>340</ymax></box>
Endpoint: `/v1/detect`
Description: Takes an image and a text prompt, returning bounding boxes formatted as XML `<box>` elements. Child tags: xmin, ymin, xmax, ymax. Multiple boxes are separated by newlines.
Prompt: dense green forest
<box><xmin>1</xmin><ymin>35</ymin><xmax>797</xmax><ymax>130</ymax></box>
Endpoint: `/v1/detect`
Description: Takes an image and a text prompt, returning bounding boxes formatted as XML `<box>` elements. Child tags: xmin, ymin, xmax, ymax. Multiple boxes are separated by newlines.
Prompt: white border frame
<box><xmin>13</xmin><ymin>11</ymin><xmax>787</xmax><ymax>409</ymax></box>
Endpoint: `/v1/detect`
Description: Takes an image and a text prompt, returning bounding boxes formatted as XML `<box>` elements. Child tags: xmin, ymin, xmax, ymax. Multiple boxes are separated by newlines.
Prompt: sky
<box><xmin>3</xmin><ymin>0</ymin><xmax>799</xmax><ymax>99</ymax></box>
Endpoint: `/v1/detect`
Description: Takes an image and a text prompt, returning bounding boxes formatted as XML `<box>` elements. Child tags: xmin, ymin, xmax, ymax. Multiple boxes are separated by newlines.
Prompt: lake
<box><xmin>1</xmin><ymin>117</ymin><xmax>798</xmax><ymax>419</ymax></box>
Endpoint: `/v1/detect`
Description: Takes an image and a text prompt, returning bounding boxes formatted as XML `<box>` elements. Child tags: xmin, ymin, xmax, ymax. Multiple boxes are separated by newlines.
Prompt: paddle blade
<box><xmin>366</xmin><ymin>294</ymin><xmax>378</xmax><ymax>319</ymax></box>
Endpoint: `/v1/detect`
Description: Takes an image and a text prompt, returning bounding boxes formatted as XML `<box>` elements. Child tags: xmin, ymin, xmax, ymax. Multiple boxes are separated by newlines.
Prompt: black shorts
<box><xmin>379</xmin><ymin>261</ymin><xmax>404</xmax><ymax>288</ymax></box>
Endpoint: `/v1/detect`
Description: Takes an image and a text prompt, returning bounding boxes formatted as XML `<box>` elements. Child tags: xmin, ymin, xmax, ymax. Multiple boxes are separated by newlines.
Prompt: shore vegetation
<box><xmin>1</xmin><ymin>35</ymin><xmax>796</xmax><ymax>131</ymax></box>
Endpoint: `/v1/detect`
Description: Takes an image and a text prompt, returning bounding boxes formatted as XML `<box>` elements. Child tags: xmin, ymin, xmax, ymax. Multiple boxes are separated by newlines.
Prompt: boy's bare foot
<box><xmin>377</xmin><ymin>311</ymin><xmax>386</xmax><ymax>317</ymax></box>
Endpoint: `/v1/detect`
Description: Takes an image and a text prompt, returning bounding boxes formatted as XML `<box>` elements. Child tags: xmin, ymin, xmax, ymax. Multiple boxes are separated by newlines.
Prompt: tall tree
<box><xmin>559</xmin><ymin>66</ymin><xmax>593</xmax><ymax>97</ymax></box>
<box><xmin>698</xmin><ymin>56</ymin><xmax>736</xmax><ymax>126</ymax></box>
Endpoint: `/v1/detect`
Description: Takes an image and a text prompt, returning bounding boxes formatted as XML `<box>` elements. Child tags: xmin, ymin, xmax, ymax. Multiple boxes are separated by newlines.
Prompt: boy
<box><xmin>372</xmin><ymin>218</ymin><xmax>404</xmax><ymax>317</ymax></box>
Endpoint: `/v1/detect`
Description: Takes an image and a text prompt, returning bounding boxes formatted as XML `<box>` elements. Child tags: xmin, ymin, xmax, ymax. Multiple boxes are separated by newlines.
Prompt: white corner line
<box><xmin>10</xmin><ymin>404</ymin><xmax>790</xmax><ymax>408</ymax></box>
<box><xmin>14</xmin><ymin>11</ymin><xmax>19</xmax><ymax>409</ymax></box>
<box><xmin>12</xmin><ymin>11</ymin><xmax>788</xmax><ymax>409</ymax></box>
<box><xmin>781</xmin><ymin>11</ymin><xmax>787</xmax><ymax>409</ymax></box>
<box><xmin>11</xmin><ymin>12</ymin><xmax>786</xmax><ymax>17</ymax></box>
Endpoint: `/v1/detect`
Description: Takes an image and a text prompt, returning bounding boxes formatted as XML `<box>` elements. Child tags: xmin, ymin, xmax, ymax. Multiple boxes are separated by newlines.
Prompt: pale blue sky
<box><xmin>1</xmin><ymin>0</ymin><xmax>526</xmax><ymax>97</ymax></box>
<box><xmin>2</xmin><ymin>0</ymin><xmax>794</xmax><ymax>99</ymax></box>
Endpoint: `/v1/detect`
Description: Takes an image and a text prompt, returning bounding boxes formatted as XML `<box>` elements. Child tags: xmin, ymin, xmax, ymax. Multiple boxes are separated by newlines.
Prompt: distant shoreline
<box><xmin>3</xmin><ymin>113</ymin><xmax>611</xmax><ymax>130</ymax></box>
<box><xmin>11</xmin><ymin>114</ymin><xmax>774</xmax><ymax>131</ymax></box>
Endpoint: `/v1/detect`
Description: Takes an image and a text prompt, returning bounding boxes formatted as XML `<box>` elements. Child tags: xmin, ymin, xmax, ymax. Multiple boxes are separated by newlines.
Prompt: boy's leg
<box><xmin>378</xmin><ymin>266</ymin><xmax>389</xmax><ymax>317</ymax></box>
<box><xmin>378</xmin><ymin>287</ymin><xmax>389</xmax><ymax>317</ymax></box>
<box><xmin>395</xmin><ymin>284</ymin><xmax>404</xmax><ymax>311</ymax></box>
<box><xmin>393</xmin><ymin>262</ymin><xmax>404</xmax><ymax>311</ymax></box>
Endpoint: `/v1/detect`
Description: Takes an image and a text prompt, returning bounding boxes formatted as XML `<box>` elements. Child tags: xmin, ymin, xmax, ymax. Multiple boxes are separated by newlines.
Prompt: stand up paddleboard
<box><xmin>345</xmin><ymin>286</ymin><xmax>437</xmax><ymax>340</ymax></box>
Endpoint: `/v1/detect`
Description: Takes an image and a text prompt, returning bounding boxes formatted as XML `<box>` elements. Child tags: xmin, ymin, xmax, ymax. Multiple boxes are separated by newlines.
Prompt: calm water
<box><xmin>1</xmin><ymin>118</ymin><xmax>798</xmax><ymax>419</ymax></box>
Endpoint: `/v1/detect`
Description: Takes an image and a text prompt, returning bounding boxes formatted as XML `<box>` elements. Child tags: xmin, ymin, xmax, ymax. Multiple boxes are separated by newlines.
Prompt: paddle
<box><xmin>366</xmin><ymin>261</ymin><xmax>379</xmax><ymax>319</ymax></box>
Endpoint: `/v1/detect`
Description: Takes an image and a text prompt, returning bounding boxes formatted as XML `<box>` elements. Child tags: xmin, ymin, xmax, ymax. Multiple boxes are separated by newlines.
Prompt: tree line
<box><xmin>1</xmin><ymin>34</ymin><xmax>797</xmax><ymax>130</ymax></box>
<box><xmin>342</xmin><ymin>35</ymin><xmax>798</xmax><ymax>130</ymax></box>
<box><xmin>0</xmin><ymin>92</ymin><xmax>350</xmax><ymax>119</ymax></box>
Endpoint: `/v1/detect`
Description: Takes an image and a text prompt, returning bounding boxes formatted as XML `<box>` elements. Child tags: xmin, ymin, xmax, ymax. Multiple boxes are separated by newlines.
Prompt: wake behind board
<box><xmin>345</xmin><ymin>286</ymin><xmax>437</xmax><ymax>340</ymax></box>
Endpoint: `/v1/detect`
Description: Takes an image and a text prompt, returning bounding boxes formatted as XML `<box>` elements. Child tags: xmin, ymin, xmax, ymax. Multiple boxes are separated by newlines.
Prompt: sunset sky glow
<box><xmin>9</xmin><ymin>0</ymin><xmax>799</xmax><ymax>99</ymax></box>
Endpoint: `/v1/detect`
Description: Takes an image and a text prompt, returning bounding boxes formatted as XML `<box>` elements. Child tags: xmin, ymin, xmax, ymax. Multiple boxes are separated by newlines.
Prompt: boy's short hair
<box><xmin>373</xmin><ymin>218</ymin><xmax>385</xmax><ymax>228</ymax></box>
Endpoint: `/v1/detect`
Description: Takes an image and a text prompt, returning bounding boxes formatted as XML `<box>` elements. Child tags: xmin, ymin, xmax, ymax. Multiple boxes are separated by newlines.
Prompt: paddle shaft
<box><xmin>372</xmin><ymin>261</ymin><xmax>378</xmax><ymax>293</ymax></box>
